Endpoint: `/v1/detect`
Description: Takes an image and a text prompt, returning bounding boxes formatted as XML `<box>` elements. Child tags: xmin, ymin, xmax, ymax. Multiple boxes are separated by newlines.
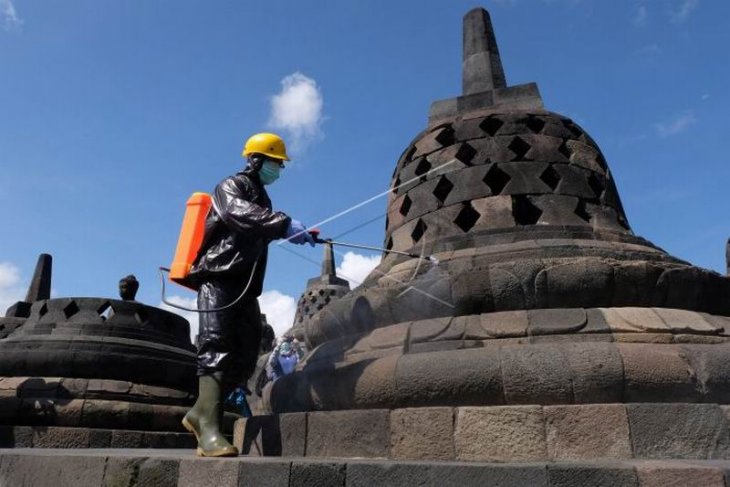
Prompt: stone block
<box><xmin>527</xmin><ymin>308</ymin><xmax>587</xmax><ymax>336</ymax></box>
<box><xmin>627</xmin><ymin>404</ymin><xmax>730</xmax><ymax>459</ymax></box>
<box><xmin>688</xmin><ymin>345</ymin><xmax>730</xmax><ymax>403</ymax></box>
<box><xmin>619</xmin><ymin>344</ymin><xmax>697</xmax><ymax>402</ymax></box>
<box><xmin>545</xmin><ymin>404</ymin><xmax>632</xmax><ymax>460</ymax></box>
<box><xmin>279</xmin><ymin>413</ymin><xmax>306</xmax><ymax>457</ymax></box>
<box><xmin>32</xmin><ymin>426</ymin><xmax>91</xmax><ymax>448</ymax></box>
<box><xmin>395</xmin><ymin>348</ymin><xmax>504</xmax><ymax>407</ymax></box>
<box><xmin>346</xmin><ymin>462</ymin><xmax>549</xmax><ymax>487</ymax></box>
<box><xmin>563</xmin><ymin>342</ymin><xmax>623</xmax><ymax>403</ymax></box>
<box><xmin>234</xmin><ymin>415</ymin><xmax>282</xmax><ymax>456</ymax></box>
<box><xmin>307</xmin><ymin>409</ymin><xmax>390</xmax><ymax>458</ymax></box>
<box><xmin>536</xmin><ymin>259</ymin><xmax>613</xmax><ymax>307</ymax></box>
<box><xmin>53</xmin><ymin>399</ymin><xmax>85</xmax><ymax>426</ymax></box>
<box><xmin>477</xmin><ymin>310</ymin><xmax>528</xmax><ymax>337</ymax></box>
<box><xmin>613</xmin><ymin>333</ymin><xmax>673</xmax><ymax>343</ymax></box>
<box><xmin>177</xmin><ymin>459</ymin><xmax>239</xmax><ymax>487</ymax></box>
<box><xmin>236</xmin><ymin>459</ymin><xmax>291</xmax><ymax>487</ymax></box>
<box><xmin>110</xmin><ymin>429</ymin><xmax>143</xmax><ymax>448</ymax></box>
<box><xmin>454</xmin><ymin>406</ymin><xmax>547</xmax><ymax>461</ymax></box>
<box><xmin>290</xmin><ymin>460</ymin><xmax>346</xmax><ymax>487</ymax></box>
<box><xmin>390</xmin><ymin>407</ymin><xmax>455</xmax><ymax>460</ymax></box>
<box><xmin>635</xmin><ymin>461</ymin><xmax>725</xmax><ymax>487</ymax></box>
<box><xmin>547</xmin><ymin>464</ymin><xmax>638</xmax><ymax>487</ymax></box>
<box><xmin>654</xmin><ymin>308</ymin><xmax>718</xmax><ymax>334</ymax></box>
<box><xmin>501</xmin><ymin>344</ymin><xmax>573</xmax><ymax>404</ymax></box>
<box><xmin>102</xmin><ymin>457</ymin><xmax>179</xmax><ymax>487</ymax></box>
<box><xmin>89</xmin><ymin>428</ymin><xmax>112</xmax><ymax>447</ymax></box>
<box><xmin>81</xmin><ymin>399</ymin><xmax>129</xmax><ymax>429</ymax></box>
<box><xmin>0</xmin><ymin>454</ymin><xmax>107</xmax><ymax>487</ymax></box>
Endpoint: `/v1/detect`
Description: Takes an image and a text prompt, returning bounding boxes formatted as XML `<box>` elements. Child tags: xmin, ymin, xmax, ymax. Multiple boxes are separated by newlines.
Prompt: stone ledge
<box><xmin>0</xmin><ymin>425</ymin><xmax>195</xmax><ymax>449</ymax></box>
<box><xmin>3</xmin><ymin>450</ymin><xmax>730</xmax><ymax>487</ymax></box>
<box><xmin>234</xmin><ymin>403</ymin><xmax>730</xmax><ymax>463</ymax></box>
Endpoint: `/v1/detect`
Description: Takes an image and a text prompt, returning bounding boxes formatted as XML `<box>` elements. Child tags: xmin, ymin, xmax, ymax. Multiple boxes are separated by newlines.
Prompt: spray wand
<box><xmin>307</xmin><ymin>230</ymin><xmax>439</xmax><ymax>265</ymax></box>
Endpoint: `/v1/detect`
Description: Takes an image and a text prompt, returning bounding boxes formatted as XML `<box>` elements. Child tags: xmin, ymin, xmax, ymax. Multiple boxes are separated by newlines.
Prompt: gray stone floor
<box><xmin>3</xmin><ymin>449</ymin><xmax>730</xmax><ymax>486</ymax></box>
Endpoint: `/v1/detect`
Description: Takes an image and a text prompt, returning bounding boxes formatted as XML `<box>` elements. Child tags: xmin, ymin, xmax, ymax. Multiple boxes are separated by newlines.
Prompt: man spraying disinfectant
<box><xmin>173</xmin><ymin>133</ymin><xmax>315</xmax><ymax>457</ymax></box>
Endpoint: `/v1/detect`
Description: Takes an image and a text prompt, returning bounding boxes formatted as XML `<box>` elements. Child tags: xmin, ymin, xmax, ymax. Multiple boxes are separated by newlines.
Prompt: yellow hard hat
<box><xmin>242</xmin><ymin>133</ymin><xmax>290</xmax><ymax>161</ymax></box>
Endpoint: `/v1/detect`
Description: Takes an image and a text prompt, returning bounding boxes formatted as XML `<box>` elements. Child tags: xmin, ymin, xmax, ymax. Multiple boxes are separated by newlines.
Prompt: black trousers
<box><xmin>196</xmin><ymin>277</ymin><xmax>262</xmax><ymax>391</ymax></box>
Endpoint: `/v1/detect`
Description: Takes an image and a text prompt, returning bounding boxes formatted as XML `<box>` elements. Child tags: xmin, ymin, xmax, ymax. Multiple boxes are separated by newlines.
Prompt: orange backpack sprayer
<box><xmin>169</xmin><ymin>192</ymin><xmax>213</xmax><ymax>288</ymax></box>
<box><xmin>158</xmin><ymin>192</ymin><xmax>262</xmax><ymax>313</ymax></box>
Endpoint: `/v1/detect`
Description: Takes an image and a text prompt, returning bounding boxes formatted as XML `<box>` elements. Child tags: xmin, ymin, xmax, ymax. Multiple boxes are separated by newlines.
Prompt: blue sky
<box><xmin>1</xmin><ymin>0</ymin><xmax>728</xmax><ymax>337</ymax></box>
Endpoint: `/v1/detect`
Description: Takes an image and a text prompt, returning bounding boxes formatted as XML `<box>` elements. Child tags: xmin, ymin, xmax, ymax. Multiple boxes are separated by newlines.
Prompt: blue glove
<box><xmin>285</xmin><ymin>219</ymin><xmax>316</xmax><ymax>246</ymax></box>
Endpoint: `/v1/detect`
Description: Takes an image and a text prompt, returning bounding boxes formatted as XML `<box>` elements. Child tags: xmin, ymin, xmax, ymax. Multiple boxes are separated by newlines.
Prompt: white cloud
<box><xmin>1</xmin><ymin>0</ymin><xmax>22</xmax><ymax>32</ymax></box>
<box><xmin>335</xmin><ymin>251</ymin><xmax>381</xmax><ymax>289</ymax></box>
<box><xmin>159</xmin><ymin>295</ymin><xmax>200</xmax><ymax>343</ymax></box>
<box><xmin>701</xmin><ymin>93</ymin><xmax>710</xmax><ymax>101</ymax></box>
<box><xmin>268</xmin><ymin>72</ymin><xmax>324</xmax><ymax>153</ymax></box>
<box><xmin>670</xmin><ymin>0</ymin><xmax>699</xmax><ymax>23</ymax></box>
<box><xmin>0</xmin><ymin>261</ymin><xmax>24</xmax><ymax>315</ymax></box>
<box><xmin>654</xmin><ymin>110</ymin><xmax>697</xmax><ymax>138</ymax></box>
<box><xmin>259</xmin><ymin>290</ymin><xmax>297</xmax><ymax>337</ymax></box>
<box><xmin>632</xmin><ymin>4</ymin><xmax>647</xmax><ymax>26</ymax></box>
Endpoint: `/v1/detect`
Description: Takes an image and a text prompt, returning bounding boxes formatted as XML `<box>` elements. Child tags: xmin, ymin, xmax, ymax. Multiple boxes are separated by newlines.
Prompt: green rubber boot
<box><xmin>182</xmin><ymin>373</ymin><xmax>238</xmax><ymax>457</ymax></box>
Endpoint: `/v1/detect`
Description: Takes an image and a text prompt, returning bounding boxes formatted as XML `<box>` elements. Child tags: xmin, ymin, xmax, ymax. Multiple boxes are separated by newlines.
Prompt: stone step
<box><xmin>2</xmin><ymin>449</ymin><xmax>730</xmax><ymax>486</ymax></box>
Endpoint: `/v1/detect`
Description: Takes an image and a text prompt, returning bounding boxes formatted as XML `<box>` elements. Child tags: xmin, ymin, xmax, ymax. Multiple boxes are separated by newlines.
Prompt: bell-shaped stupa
<box><xmin>264</xmin><ymin>7</ymin><xmax>730</xmax><ymax>464</ymax></box>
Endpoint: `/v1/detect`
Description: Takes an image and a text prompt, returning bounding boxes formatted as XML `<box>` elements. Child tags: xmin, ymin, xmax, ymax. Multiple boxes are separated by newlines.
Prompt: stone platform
<box><xmin>234</xmin><ymin>404</ymin><xmax>730</xmax><ymax>463</ymax></box>
<box><xmin>2</xmin><ymin>449</ymin><xmax>730</xmax><ymax>486</ymax></box>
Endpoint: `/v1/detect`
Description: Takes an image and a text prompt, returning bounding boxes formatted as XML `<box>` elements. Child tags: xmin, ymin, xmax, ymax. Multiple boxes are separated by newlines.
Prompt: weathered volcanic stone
<box><xmin>619</xmin><ymin>344</ymin><xmax>696</xmax><ymax>402</ymax></box>
<box><xmin>547</xmin><ymin>464</ymin><xmax>638</xmax><ymax>487</ymax></box>
<box><xmin>307</xmin><ymin>410</ymin><xmax>390</xmax><ymax>458</ymax></box>
<box><xmin>635</xmin><ymin>461</ymin><xmax>726</xmax><ymax>487</ymax></box>
<box><xmin>545</xmin><ymin>404</ymin><xmax>632</xmax><ymax>460</ymax></box>
<box><xmin>177</xmin><ymin>459</ymin><xmax>239</xmax><ymax>487</ymax></box>
<box><xmin>390</xmin><ymin>407</ymin><xmax>455</xmax><ymax>460</ymax></box>
<box><xmin>290</xmin><ymin>460</ymin><xmax>346</xmax><ymax>487</ymax></box>
<box><xmin>454</xmin><ymin>406</ymin><xmax>547</xmax><ymax>461</ymax></box>
<box><xmin>501</xmin><ymin>344</ymin><xmax>572</xmax><ymax>404</ymax></box>
<box><xmin>236</xmin><ymin>459</ymin><xmax>291</xmax><ymax>487</ymax></box>
<box><xmin>626</xmin><ymin>403</ymin><xmax>730</xmax><ymax>459</ymax></box>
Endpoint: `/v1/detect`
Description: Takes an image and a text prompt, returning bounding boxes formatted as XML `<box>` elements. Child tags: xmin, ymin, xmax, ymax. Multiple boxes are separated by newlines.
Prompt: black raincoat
<box><xmin>188</xmin><ymin>167</ymin><xmax>291</xmax><ymax>382</ymax></box>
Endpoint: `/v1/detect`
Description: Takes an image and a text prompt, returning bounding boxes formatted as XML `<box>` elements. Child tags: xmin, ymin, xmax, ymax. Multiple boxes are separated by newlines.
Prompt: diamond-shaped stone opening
<box><xmin>454</xmin><ymin>203</ymin><xmax>480</xmax><ymax>232</ymax></box>
<box><xmin>512</xmin><ymin>196</ymin><xmax>543</xmax><ymax>225</ymax></box>
<box><xmin>558</xmin><ymin>140</ymin><xmax>572</xmax><ymax>161</ymax></box>
<box><xmin>414</xmin><ymin>159</ymin><xmax>432</xmax><ymax>177</ymax></box>
<box><xmin>38</xmin><ymin>303</ymin><xmax>48</xmax><ymax>317</ymax></box>
<box><xmin>525</xmin><ymin>117</ymin><xmax>546</xmax><ymax>134</ymax></box>
<box><xmin>411</xmin><ymin>219</ymin><xmax>427</xmax><ymax>243</ymax></box>
<box><xmin>483</xmin><ymin>165</ymin><xmax>511</xmax><ymax>195</ymax></box>
<box><xmin>318</xmin><ymin>289</ymin><xmax>325</xmax><ymax>296</ymax></box>
<box><xmin>540</xmin><ymin>166</ymin><xmax>561</xmax><ymax>190</ymax></box>
<box><xmin>399</xmin><ymin>195</ymin><xmax>412</xmax><ymax>216</ymax></box>
<box><xmin>63</xmin><ymin>301</ymin><xmax>80</xmax><ymax>319</ymax></box>
<box><xmin>455</xmin><ymin>142</ymin><xmax>477</xmax><ymax>165</ymax></box>
<box><xmin>404</xmin><ymin>146</ymin><xmax>417</xmax><ymax>163</ymax></box>
<box><xmin>434</xmin><ymin>126</ymin><xmax>455</xmax><ymax>147</ymax></box>
<box><xmin>432</xmin><ymin>176</ymin><xmax>454</xmax><ymax>204</ymax></box>
<box><xmin>480</xmin><ymin>117</ymin><xmax>504</xmax><ymax>136</ymax></box>
<box><xmin>588</xmin><ymin>173</ymin><xmax>605</xmax><ymax>199</ymax></box>
<box><xmin>596</xmin><ymin>153</ymin><xmax>608</xmax><ymax>170</ymax></box>
<box><xmin>385</xmin><ymin>236</ymin><xmax>393</xmax><ymax>250</ymax></box>
<box><xmin>392</xmin><ymin>176</ymin><xmax>401</xmax><ymax>192</ymax></box>
<box><xmin>575</xmin><ymin>201</ymin><xmax>591</xmax><ymax>222</ymax></box>
<box><xmin>508</xmin><ymin>136</ymin><xmax>532</xmax><ymax>161</ymax></box>
<box><xmin>562</xmin><ymin>119</ymin><xmax>583</xmax><ymax>137</ymax></box>
<box><xmin>98</xmin><ymin>302</ymin><xmax>115</xmax><ymax>321</ymax></box>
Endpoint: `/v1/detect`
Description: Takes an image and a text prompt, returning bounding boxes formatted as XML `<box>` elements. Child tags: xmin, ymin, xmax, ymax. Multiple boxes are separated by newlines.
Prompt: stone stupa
<box><xmin>260</xmin><ymin>7</ymin><xmax>730</xmax><ymax>465</ymax></box>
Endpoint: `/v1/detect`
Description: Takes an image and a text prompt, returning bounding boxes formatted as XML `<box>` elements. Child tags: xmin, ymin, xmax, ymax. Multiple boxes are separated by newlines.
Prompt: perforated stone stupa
<box><xmin>262</xmin><ymin>7</ymin><xmax>730</xmax><ymax>464</ymax></box>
